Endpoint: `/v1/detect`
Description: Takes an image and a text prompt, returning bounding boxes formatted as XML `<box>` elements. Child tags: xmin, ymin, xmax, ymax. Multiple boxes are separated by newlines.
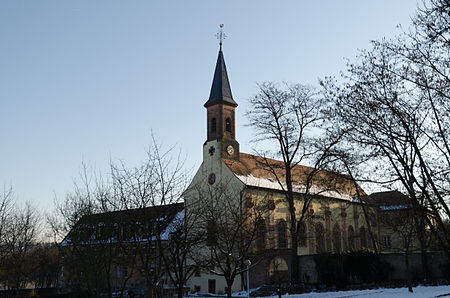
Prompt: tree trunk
<box><xmin>290</xmin><ymin>230</ymin><xmax>299</xmax><ymax>284</ymax></box>
<box><xmin>226</xmin><ymin>279</ymin><xmax>233</xmax><ymax>298</ymax></box>
<box><xmin>417</xmin><ymin>214</ymin><xmax>429</xmax><ymax>281</ymax></box>
<box><xmin>286</xmin><ymin>184</ymin><xmax>298</xmax><ymax>284</ymax></box>
<box><xmin>420</xmin><ymin>248</ymin><xmax>429</xmax><ymax>281</ymax></box>
<box><xmin>177</xmin><ymin>285</ymin><xmax>184</xmax><ymax>298</ymax></box>
<box><xmin>405</xmin><ymin>250</ymin><xmax>413</xmax><ymax>293</ymax></box>
<box><xmin>147</xmin><ymin>282</ymin><xmax>155</xmax><ymax>298</ymax></box>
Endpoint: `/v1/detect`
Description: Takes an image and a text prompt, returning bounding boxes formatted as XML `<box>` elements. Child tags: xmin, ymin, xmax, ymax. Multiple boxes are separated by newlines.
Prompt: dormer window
<box><xmin>211</xmin><ymin>118</ymin><xmax>217</xmax><ymax>132</ymax></box>
<box><xmin>225</xmin><ymin>118</ymin><xmax>231</xmax><ymax>132</ymax></box>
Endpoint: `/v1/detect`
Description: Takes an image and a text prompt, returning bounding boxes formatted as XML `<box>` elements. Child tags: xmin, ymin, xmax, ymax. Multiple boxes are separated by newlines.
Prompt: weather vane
<box><xmin>215</xmin><ymin>24</ymin><xmax>226</xmax><ymax>50</ymax></box>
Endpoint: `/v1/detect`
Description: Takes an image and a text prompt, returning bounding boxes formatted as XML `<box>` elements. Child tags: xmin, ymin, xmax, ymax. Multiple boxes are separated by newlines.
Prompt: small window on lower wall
<box><xmin>382</xmin><ymin>236</ymin><xmax>392</xmax><ymax>248</ymax></box>
<box><xmin>194</xmin><ymin>286</ymin><xmax>201</xmax><ymax>293</ymax></box>
<box><xmin>208</xmin><ymin>279</ymin><xmax>216</xmax><ymax>294</ymax></box>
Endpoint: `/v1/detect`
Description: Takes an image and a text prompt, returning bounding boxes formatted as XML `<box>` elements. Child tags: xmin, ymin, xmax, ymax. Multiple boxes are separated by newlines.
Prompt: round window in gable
<box><xmin>208</xmin><ymin>173</ymin><xmax>216</xmax><ymax>185</ymax></box>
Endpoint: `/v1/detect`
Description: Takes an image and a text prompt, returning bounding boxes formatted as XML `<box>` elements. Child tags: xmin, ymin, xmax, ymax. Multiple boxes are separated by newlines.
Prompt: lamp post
<box><xmin>244</xmin><ymin>259</ymin><xmax>251</xmax><ymax>298</ymax></box>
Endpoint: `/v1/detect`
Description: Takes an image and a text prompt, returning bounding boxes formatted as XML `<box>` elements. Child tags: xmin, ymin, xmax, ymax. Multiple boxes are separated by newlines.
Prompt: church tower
<box><xmin>204</xmin><ymin>47</ymin><xmax>240</xmax><ymax>161</ymax></box>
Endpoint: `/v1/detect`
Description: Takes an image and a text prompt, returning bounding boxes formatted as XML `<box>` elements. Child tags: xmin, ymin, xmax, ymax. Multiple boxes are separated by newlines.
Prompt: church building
<box><xmin>58</xmin><ymin>41</ymin><xmax>439</xmax><ymax>297</ymax></box>
<box><xmin>184</xmin><ymin>44</ymin><xmax>378</xmax><ymax>294</ymax></box>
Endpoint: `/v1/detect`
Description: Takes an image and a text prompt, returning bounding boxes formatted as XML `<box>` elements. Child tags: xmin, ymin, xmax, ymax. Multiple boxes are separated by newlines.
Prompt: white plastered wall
<box><xmin>184</xmin><ymin>140</ymin><xmax>245</xmax><ymax>294</ymax></box>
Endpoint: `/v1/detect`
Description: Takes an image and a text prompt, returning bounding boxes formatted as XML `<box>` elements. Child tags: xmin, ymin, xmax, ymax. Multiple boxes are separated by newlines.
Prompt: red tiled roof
<box><xmin>223</xmin><ymin>153</ymin><xmax>366</xmax><ymax>200</ymax></box>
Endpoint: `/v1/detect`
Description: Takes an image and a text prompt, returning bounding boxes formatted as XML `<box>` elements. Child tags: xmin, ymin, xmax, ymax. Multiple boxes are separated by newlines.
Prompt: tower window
<box><xmin>225</xmin><ymin>118</ymin><xmax>231</xmax><ymax>132</ymax></box>
<box><xmin>211</xmin><ymin>118</ymin><xmax>217</xmax><ymax>132</ymax></box>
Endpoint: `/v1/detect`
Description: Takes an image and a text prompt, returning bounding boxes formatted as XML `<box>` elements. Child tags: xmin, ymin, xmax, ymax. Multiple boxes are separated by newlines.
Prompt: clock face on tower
<box><xmin>226</xmin><ymin>145</ymin><xmax>234</xmax><ymax>156</ymax></box>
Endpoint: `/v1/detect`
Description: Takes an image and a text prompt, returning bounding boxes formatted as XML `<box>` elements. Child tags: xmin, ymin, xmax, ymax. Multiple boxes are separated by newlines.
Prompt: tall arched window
<box><xmin>206</xmin><ymin>220</ymin><xmax>217</xmax><ymax>246</ymax></box>
<box><xmin>225</xmin><ymin>118</ymin><xmax>231</xmax><ymax>132</ymax></box>
<box><xmin>211</xmin><ymin>118</ymin><xmax>217</xmax><ymax>132</ymax></box>
<box><xmin>348</xmin><ymin>226</ymin><xmax>355</xmax><ymax>251</ymax></box>
<box><xmin>332</xmin><ymin>224</ymin><xmax>341</xmax><ymax>253</ymax></box>
<box><xmin>360</xmin><ymin>226</ymin><xmax>367</xmax><ymax>248</ymax></box>
<box><xmin>297</xmin><ymin>221</ymin><xmax>307</xmax><ymax>247</ymax></box>
<box><xmin>277</xmin><ymin>220</ymin><xmax>287</xmax><ymax>249</ymax></box>
<box><xmin>315</xmin><ymin>223</ymin><xmax>325</xmax><ymax>253</ymax></box>
<box><xmin>256</xmin><ymin>219</ymin><xmax>266</xmax><ymax>251</ymax></box>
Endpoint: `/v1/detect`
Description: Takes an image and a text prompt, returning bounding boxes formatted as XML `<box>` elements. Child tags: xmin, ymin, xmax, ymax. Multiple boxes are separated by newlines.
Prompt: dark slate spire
<box><xmin>204</xmin><ymin>50</ymin><xmax>238</xmax><ymax>107</ymax></box>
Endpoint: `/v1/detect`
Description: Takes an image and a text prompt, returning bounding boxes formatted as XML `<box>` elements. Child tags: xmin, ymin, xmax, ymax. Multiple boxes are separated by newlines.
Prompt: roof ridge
<box><xmin>81</xmin><ymin>202</ymin><xmax>184</xmax><ymax>221</ymax></box>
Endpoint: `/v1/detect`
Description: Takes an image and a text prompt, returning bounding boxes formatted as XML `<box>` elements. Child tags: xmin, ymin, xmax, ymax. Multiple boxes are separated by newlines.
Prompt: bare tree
<box><xmin>109</xmin><ymin>136</ymin><xmax>190</xmax><ymax>298</ymax></box>
<box><xmin>246</xmin><ymin>82</ymin><xmax>340</xmax><ymax>283</ymax></box>
<box><xmin>326</xmin><ymin>151</ymin><xmax>381</xmax><ymax>254</ymax></box>
<box><xmin>0</xmin><ymin>187</ymin><xmax>41</xmax><ymax>292</ymax></box>
<box><xmin>53</xmin><ymin>135</ymin><xmax>193</xmax><ymax>298</ymax></box>
<box><xmin>389</xmin><ymin>1</ymin><xmax>450</xmax><ymax>257</ymax></box>
<box><xmin>188</xmin><ymin>181</ymin><xmax>265</xmax><ymax>298</ymax></box>
<box><xmin>158</xmin><ymin>208</ymin><xmax>206</xmax><ymax>298</ymax></box>
<box><xmin>28</xmin><ymin>242</ymin><xmax>59</xmax><ymax>289</ymax></box>
<box><xmin>54</xmin><ymin>166</ymin><xmax>124</xmax><ymax>297</ymax></box>
<box><xmin>320</xmin><ymin>0</ymin><xmax>450</xmax><ymax>276</ymax></box>
<box><xmin>380</xmin><ymin>205</ymin><xmax>417</xmax><ymax>292</ymax></box>
<box><xmin>0</xmin><ymin>185</ymin><xmax>14</xmax><ymax>273</ymax></box>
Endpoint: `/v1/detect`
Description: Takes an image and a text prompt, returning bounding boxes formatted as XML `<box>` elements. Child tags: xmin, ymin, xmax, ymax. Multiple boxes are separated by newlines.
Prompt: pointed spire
<box><xmin>204</xmin><ymin>49</ymin><xmax>238</xmax><ymax>108</ymax></box>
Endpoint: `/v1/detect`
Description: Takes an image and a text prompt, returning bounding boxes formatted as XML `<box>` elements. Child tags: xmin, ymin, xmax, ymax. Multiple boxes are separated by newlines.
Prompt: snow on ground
<box><xmin>257</xmin><ymin>285</ymin><xmax>450</xmax><ymax>298</ymax></box>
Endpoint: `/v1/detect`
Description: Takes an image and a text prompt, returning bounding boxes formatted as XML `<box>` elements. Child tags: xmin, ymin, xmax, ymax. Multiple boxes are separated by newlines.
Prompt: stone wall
<box><xmin>380</xmin><ymin>252</ymin><xmax>449</xmax><ymax>282</ymax></box>
<box><xmin>248</xmin><ymin>252</ymin><xmax>449</xmax><ymax>288</ymax></box>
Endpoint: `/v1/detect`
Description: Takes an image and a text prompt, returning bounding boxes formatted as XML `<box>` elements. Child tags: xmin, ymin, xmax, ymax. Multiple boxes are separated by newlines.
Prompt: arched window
<box><xmin>297</xmin><ymin>221</ymin><xmax>307</xmax><ymax>247</ymax></box>
<box><xmin>360</xmin><ymin>226</ymin><xmax>367</xmax><ymax>248</ymax></box>
<box><xmin>332</xmin><ymin>224</ymin><xmax>341</xmax><ymax>253</ymax></box>
<box><xmin>277</xmin><ymin>220</ymin><xmax>287</xmax><ymax>249</ymax></box>
<box><xmin>268</xmin><ymin>257</ymin><xmax>288</xmax><ymax>280</ymax></box>
<box><xmin>225</xmin><ymin>118</ymin><xmax>231</xmax><ymax>132</ymax></box>
<box><xmin>206</xmin><ymin>220</ymin><xmax>217</xmax><ymax>246</ymax></box>
<box><xmin>315</xmin><ymin>223</ymin><xmax>325</xmax><ymax>253</ymax></box>
<box><xmin>256</xmin><ymin>219</ymin><xmax>266</xmax><ymax>251</ymax></box>
<box><xmin>348</xmin><ymin>226</ymin><xmax>355</xmax><ymax>251</ymax></box>
<box><xmin>211</xmin><ymin>118</ymin><xmax>217</xmax><ymax>132</ymax></box>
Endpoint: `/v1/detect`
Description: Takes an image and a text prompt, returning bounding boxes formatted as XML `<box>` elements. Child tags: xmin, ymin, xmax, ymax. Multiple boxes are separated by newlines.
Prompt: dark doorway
<box><xmin>208</xmin><ymin>279</ymin><xmax>216</xmax><ymax>294</ymax></box>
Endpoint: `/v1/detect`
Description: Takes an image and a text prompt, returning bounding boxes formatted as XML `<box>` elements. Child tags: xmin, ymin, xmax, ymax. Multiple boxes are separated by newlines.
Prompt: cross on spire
<box><xmin>215</xmin><ymin>24</ymin><xmax>226</xmax><ymax>50</ymax></box>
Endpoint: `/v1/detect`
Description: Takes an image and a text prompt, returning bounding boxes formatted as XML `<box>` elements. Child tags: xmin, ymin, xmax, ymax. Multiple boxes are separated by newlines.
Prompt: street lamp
<box><xmin>244</xmin><ymin>259</ymin><xmax>251</xmax><ymax>298</ymax></box>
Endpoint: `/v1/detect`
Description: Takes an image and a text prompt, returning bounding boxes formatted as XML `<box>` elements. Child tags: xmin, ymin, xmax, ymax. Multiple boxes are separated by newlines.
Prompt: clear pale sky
<box><xmin>0</xmin><ymin>1</ymin><xmax>419</xmax><ymax>210</ymax></box>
